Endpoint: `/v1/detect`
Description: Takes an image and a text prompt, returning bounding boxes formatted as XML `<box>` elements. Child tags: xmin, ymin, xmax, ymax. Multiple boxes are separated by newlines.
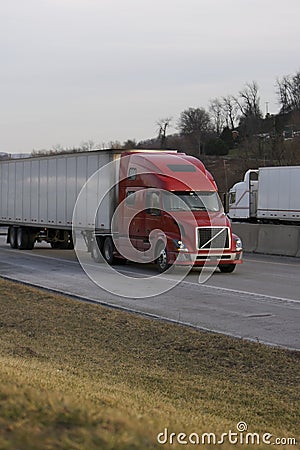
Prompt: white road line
<box><xmin>1</xmin><ymin>246</ymin><xmax>299</xmax><ymax>304</ymax></box>
<box><xmin>193</xmin><ymin>283</ymin><xmax>300</xmax><ymax>304</ymax></box>
<box><xmin>0</xmin><ymin>273</ymin><xmax>299</xmax><ymax>352</ymax></box>
<box><xmin>245</xmin><ymin>257</ymin><xmax>300</xmax><ymax>267</ymax></box>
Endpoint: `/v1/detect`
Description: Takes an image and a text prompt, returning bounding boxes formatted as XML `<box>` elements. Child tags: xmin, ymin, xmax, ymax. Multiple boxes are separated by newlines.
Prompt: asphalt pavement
<box><xmin>0</xmin><ymin>235</ymin><xmax>299</xmax><ymax>350</ymax></box>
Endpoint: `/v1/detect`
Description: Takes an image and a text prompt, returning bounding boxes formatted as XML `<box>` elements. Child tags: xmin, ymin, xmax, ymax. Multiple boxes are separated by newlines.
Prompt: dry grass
<box><xmin>0</xmin><ymin>278</ymin><xmax>299</xmax><ymax>449</ymax></box>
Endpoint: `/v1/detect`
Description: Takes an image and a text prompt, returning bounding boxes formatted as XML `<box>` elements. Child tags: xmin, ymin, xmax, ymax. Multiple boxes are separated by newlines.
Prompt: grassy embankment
<box><xmin>0</xmin><ymin>278</ymin><xmax>299</xmax><ymax>449</ymax></box>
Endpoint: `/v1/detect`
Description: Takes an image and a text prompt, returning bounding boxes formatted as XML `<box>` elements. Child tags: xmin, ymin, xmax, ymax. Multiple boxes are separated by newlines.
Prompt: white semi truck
<box><xmin>228</xmin><ymin>166</ymin><xmax>300</xmax><ymax>224</ymax></box>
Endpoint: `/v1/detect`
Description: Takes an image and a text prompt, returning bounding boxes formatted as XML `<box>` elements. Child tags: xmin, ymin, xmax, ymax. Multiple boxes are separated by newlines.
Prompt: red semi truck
<box><xmin>0</xmin><ymin>149</ymin><xmax>242</xmax><ymax>272</ymax></box>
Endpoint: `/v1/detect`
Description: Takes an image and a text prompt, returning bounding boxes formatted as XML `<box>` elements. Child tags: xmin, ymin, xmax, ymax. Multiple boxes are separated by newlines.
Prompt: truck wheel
<box><xmin>8</xmin><ymin>227</ymin><xmax>18</xmax><ymax>249</ymax></box>
<box><xmin>27</xmin><ymin>230</ymin><xmax>36</xmax><ymax>250</ymax></box>
<box><xmin>219</xmin><ymin>264</ymin><xmax>236</xmax><ymax>273</ymax></box>
<box><xmin>102</xmin><ymin>237</ymin><xmax>116</xmax><ymax>265</ymax></box>
<box><xmin>156</xmin><ymin>243</ymin><xmax>170</xmax><ymax>273</ymax></box>
<box><xmin>17</xmin><ymin>227</ymin><xmax>29</xmax><ymax>250</ymax></box>
<box><xmin>91</xmin><ymin>239</ymin><xmax>102</xmax><ymax>263</ymax></box>
<box><xmin>115</xmin><ymin>257</ymin><xmax>127</xmax><ymax>265</ymax></box>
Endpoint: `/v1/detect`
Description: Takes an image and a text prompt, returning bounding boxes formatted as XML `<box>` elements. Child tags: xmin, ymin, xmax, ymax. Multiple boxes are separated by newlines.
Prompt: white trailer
<box><xmin>0</xmin><ymin>150</ymin><xmax>121</xmax><ymax>249</ymax></box>
<box><xmin>228</xmin><ymin>166</ymin><xmax>300</xmax><ymax>223</ymax></box>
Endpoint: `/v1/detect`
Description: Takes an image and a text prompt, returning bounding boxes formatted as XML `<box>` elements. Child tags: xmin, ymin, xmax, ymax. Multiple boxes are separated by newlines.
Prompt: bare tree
<box><xmin>222</xmin><ymin>95</ymin><xmax>239</xmax><ymax>130</ymax></box>
<box><xmin>108</xmin><ymin>140</ymin><xmax>122</xmax><ymax>149</ymax></box>
<box><xmin>80</xmin><ymin>140</ymin><xmax>96</xmax><ymax>151</ymax></box>
<box><xmin>209</xmin><ymin>98</ymin><xmax>225</xmax><ymax>134</ymax></box>
<box><xmin>276</xmin><ymin>71</ymin><xmax>300</xmax><ymax>113</ymax></box>
<box><xmin>178</xmin><ymin>107</ymin><xmax>211</xmax><ymax>155</ymax></box>
<box><xmin>235</xmin><ymin>81</ymin><xmax>262</xmax><ymax>118</ymax></box>
<box><xmin>122</xmin><ymin>139</ymin><xmax>138</xmax><ymax>149</ymax></box>
<box><xmin>156</xmin><ymin>117</ymin><xmax>172</xmax><ymax>148</ymax></box>
<box><xmin>51</xmin><ymin>144</ymin><xmax>65</xmax><ymax>153</ymax></box>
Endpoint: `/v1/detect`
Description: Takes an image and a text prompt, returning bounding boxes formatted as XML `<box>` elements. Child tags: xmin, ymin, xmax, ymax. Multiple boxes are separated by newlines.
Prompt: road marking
<box><xmin>245</xmin><ymin>257</ymin><xmax>300</xmax><ymax>267</ymax></box>
<box><xmin>1</xmin><ymin>246</ymin><xmax>299</xmax><ymax>304</ymax></box>
<box><xmin>0</xmin><ymin>273</ymin><xmax>299</xmax><ymax>352</ymax></box>
<box><xmin>193</xmin><ymin>283</ymin><xmax>300</xmax><ymax>304</ymax></box>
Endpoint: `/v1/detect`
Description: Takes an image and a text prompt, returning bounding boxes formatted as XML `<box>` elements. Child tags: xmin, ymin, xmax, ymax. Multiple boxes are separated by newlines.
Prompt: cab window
<box><xmin>146</xmin><ymin>191</ymin><xmax>161</xmax><ymax>215</ymax></box>
<box><xmin>126</xmin><ymin>191</ymin><xmax>136</xmax><ymax>206</ymax></box>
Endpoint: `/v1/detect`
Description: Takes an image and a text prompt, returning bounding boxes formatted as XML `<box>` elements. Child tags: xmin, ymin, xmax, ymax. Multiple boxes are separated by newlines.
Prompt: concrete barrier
<box><xmin>232</xmin><ymin>223</ymin><xmax>300</xmax><ymax>258</ymax></box>
<box><xmin>231</xmin><ymin>223</ymin><xmax>259</xmax><ymax>252</ymax></box>
<box><xmin>256</xmin><ymin>225</ymin><xmax>299</xmax><ymax>257</ymax></box>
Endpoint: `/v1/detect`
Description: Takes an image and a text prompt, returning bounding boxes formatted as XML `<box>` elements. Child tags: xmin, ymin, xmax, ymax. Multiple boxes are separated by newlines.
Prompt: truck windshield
<box><xmin>162</xmin><ymin>191</ymin><xmax>222</xmax><ymax>212</ymax></box>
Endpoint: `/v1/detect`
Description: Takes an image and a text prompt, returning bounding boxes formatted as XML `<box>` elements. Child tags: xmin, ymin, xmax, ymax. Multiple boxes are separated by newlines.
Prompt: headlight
<box><xmin>235</xmin><ymin>237</ymin><xmax>243</xmax><ymax>252</ymax></box>
<box><xmin>173</xmin><ymin>239</ymin><xmax>189</xmax><ymax>252</ymax></box>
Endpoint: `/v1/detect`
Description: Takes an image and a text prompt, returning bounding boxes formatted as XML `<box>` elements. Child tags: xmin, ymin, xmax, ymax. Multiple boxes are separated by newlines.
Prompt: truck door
<box><xmin>249</xmin><ymin>171</ymin><xmax>259</xmax><ymax>218</ymax></box>
<box><xmin>142</xmin><ymin>190</ymin><xmax>162</xmax><ymax>253</ymax></box>
<box><xmin>122</xmin><ymin>188</ymin><xmax>144</xmax><ymax>254</ymax></box>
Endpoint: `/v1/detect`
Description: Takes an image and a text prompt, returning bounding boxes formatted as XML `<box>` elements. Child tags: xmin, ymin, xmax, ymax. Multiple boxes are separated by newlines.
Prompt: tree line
<box><xmin>29</xmin><ymin>69</ymin><xmax>300</xmax><ymax>165</ymax></box>
<box><xmin>110</xmin><ymin>69</ymin><xmax>300</xmax><ymax>165</ymax></box>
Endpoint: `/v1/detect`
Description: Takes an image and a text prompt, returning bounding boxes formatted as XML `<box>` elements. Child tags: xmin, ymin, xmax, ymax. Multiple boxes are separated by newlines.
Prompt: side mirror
<box><xmin>223</xmin><ymin>192</ymin><xmax>229</xmax><ymax>214</ymax></box>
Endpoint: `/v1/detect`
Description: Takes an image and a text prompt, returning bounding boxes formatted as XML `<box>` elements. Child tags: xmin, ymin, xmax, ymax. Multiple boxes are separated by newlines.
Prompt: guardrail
<box><xmin>232</xmin><ymin>223</ymin><xmax>300</xmax><ymax>258</ymax></box>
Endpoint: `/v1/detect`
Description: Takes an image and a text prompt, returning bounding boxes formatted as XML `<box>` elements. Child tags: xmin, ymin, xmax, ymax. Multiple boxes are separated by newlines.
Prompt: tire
<box><xmin>114</xmin><ymin>257</ymin><xmax>127</xmax><ymax>265</ymax></box>
<box><xmin>8</xmin><ymin>227</ymin><xmax>18</xmax><ymax>249</ymax></box>
<box><xmin>156</xmin><ymin>243</ymin><xmax>170</xmax><ymax>273</ymax></box>
<box><xmin>219</xmin><ymin>264</ymin><xmax>236</xmax><ymax>273</ymax></box>
<box><xmin>17</xmin><ymin>227</ymin><xmax>29</xmax><ymax>250</ymax></box>
<box><xmin>102</xmin><ymin>237</ymin><xmax>116</xmax><ymax>265</ymax></box>
<box><xmin>91</xmin><ymin>239</ymin><xmax>102</xmax><ymax>263</ymax></box>
<box><xmin>27</xmin><ymin>230</ymin><xmax>36</xmax><ymax>250</ymax></box>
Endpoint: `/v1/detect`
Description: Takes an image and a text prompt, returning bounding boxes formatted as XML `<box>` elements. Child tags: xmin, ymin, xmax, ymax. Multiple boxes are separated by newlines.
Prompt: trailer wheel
<box><xmin>8</xmin><ymin>227</ymin><xmax>18</xmax><ymax>249</ymax></box>
<box><xmin>27</xmin><ymin>230</ymin><xmax>36</xmax><ymax>250</ymax></box>
<box><xmin>102</xmin><ymin>237</ymin><xmax>116</xmax><ymax>265</ymax></box>
<box><xmin>17</xmin><ymin>227</ymin><xmax>29</xmax><ymax>250</ymax></box>
<box><xmin>156</xmin><ymin>242</ymin><xmax>170</xmax><ymax>273</ymax></box>
<box><xmin>219</xmin><ymin>264</ymin><xmax>236</xmax><ymax>273</ymax></box>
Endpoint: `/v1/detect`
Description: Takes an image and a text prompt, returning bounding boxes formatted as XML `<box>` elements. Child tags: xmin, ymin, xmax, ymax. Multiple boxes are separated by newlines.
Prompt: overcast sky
<box><xmin>1</xmin><ymin>0</ymin><xmax>299</xmax><ymax>153</ymax></box>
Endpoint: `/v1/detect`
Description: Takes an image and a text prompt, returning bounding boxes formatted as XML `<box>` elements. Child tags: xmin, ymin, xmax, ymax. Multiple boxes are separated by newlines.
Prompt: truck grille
<box><xmin>197</xmin><ymin>227</ymin><xmax>230</xmax><ymax>250</ymax></box>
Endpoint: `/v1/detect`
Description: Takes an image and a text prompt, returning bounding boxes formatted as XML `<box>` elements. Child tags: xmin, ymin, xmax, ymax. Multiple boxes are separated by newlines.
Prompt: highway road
<box><xmin>0</xmin><ymin>234</ymin><xmax>299</xmax><ymax>350</ymax></box>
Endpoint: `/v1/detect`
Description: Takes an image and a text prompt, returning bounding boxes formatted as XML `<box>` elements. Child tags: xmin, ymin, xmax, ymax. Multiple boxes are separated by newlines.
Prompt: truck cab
<box><xmin>228</xmin><ymin>169</ymin><xmax>259</xmax><ymax>221</ymax></box>
<box><xmin>109</xmin><ymin>151</ymin><xmax>243</xmax><ymax>272</ymax></box>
